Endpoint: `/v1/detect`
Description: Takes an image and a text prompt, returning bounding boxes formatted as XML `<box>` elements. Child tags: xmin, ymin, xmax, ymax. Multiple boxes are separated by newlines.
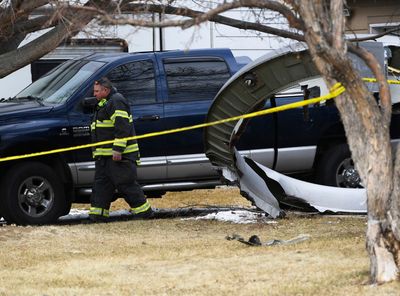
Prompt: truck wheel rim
<box><xmin>336</xmin><ymin>158</ymin><xmax>363</xmax><ymax>188</ymax></box>
<box><xmin>17</xmin><ymin>176</ymin><xmax>55</xmax><ymax>218</ymax></box>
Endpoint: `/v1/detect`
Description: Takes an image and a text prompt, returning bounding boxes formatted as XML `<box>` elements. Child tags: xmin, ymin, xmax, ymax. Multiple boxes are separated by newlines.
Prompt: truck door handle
<box><xmin>138</xmin><ymin>115</ymin><xmax>160</xmax><ymax>121</ymax></box>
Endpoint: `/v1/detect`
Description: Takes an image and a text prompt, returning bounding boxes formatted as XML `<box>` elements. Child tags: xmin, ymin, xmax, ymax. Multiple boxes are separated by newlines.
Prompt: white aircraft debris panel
<box><xmin>204</xmin><ymin>42</ymin><xmax>385</xmax><ymax>216</ymax></box>
<box><xmin>232</xmin><ymin>149</ymin><xmax>367</xmax><ymax>215</ymax></box>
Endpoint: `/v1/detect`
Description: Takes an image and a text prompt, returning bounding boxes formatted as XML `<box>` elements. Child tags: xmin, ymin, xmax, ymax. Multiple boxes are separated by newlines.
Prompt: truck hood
<box><xmin>0</xmin><ymin>101</ymin><xmax>54</xmax><ymax>121</ymax></box>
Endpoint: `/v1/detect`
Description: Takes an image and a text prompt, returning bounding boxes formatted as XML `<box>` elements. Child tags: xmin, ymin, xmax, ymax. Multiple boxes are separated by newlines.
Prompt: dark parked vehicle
<box><xmin>0</xmin><ymin>49</ymin><xmax>250</xmax><ymax>224</ymax></box>
<box><xmin>0</xmin><ymin>47</ymin><xmax>398</xmax><ymax>225</ymax></box>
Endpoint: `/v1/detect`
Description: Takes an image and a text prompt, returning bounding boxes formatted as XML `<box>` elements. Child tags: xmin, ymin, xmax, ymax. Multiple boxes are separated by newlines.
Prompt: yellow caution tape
<box><xmin>0</xmin><ymin>78</ymin><xmax>398</xmax><ymax>163</ymax></box>
<box><xmin>0</xmin><ymin>83</ymin><xmax>344</xmax><ymax>162</ymax></box>
<box><xmin>362</xmin><ymin>77</ymin><xmax>400</xmax><ymax>84</ymax></box>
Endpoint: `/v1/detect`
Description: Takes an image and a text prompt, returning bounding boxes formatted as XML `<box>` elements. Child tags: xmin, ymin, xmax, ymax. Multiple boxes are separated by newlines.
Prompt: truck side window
<box><xmin>164</xmin><ymin>59</ymin><xmax>230</xmax><ymax>102</ymax></box>
<box><xmin>107</xmin><ymin>60</ymin><xmax>156</xmax><ymax>105</ymax></box>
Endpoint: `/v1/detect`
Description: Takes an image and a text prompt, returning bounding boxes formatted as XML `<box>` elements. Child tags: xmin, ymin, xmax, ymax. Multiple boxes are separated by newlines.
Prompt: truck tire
<box><xmin>0</xmin><ymin>162</ymin><xmax>68</xmax><ymax>225</ymax></box>
<box><xmin>316</xmin><ymin>144</ymin><xmax>363</xmax><ymax>188</ymax></box>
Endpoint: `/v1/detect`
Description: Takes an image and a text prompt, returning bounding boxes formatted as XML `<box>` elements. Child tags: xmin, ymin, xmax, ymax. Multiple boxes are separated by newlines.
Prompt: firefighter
<box><xmin>89</xmin><ymin>77</ymin><xmax>153</xmax><ymax>222</ymax></box>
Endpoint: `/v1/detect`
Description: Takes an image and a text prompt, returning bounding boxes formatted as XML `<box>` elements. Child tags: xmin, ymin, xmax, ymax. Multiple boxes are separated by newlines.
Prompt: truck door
<box><xmin>160</xmin><ymin>57</ymin><xmax>231</xmax><ymax>180</ymax></box>
<box><xmin>106</xmin><ymin>58</ymin><xmax>166</xmax><ymax>182</ymax></box>
<box><xmin>69</xmin><ymin>57</ymin><xmax>166</xmax><ymax>185</ymax></box>
<box><xmin>274</xmin><ymin>92</ymin><xmax>318</xmax><ymax>173</ymax></box>
<box><xmin>237</xmin><ymin>98</ymin><xmax>277</xmax><ymax>169</ymax></box>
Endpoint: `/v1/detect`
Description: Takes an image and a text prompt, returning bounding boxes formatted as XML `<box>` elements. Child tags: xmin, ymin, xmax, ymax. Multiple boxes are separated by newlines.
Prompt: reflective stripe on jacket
<box><xmin>91</xmin><ymin>89</ymin><xmax>140</xmax><ymax>160</ymax></box>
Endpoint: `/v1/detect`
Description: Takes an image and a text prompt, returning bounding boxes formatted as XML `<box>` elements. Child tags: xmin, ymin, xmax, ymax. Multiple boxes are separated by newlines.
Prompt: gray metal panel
<box><xmin>204</xmin><ymin>44</ymin><xmax>319</xmax><ymax>169</ymax></box>
<box><xmin>204</xmin><ymin>42</ymin><xmax>385</xmax><ymax>170</ymax></box>
<box><xmin>349</xmin><ymin>42</ymin><xmax>385</xmax><ymax>93</ymax></box>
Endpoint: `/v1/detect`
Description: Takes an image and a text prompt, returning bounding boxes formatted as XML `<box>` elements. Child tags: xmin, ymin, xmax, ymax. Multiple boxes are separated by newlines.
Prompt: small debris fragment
<box><xmin>226</xmin><ymin>233</ymin><xmax>311</xmax><ymax>246</ymax></box>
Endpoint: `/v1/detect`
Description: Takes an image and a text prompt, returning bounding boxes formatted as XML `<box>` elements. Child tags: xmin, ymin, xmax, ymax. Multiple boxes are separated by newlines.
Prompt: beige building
<box><xmin>346</xmin><ymin>0</ymin><xmax>400</xmax><ymax>34</ymax></box>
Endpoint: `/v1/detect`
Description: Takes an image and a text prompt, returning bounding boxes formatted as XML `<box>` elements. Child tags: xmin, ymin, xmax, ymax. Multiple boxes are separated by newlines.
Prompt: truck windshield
<box><xmin>16</xmin><ymin>60</ymin><xmax>105</xmax><ymax>104</ymax></box>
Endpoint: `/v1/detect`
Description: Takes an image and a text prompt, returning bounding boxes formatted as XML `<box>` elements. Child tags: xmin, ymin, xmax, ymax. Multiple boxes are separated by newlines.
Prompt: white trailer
<box><xmin>1</xmin><ymin>7</ymin><xmax>399</xmax><ymax>99</ymax></box>
<box><xmin>0</xmin><ymin>8</ymin><xmax>294</xmax><ymax>98</ymax></box>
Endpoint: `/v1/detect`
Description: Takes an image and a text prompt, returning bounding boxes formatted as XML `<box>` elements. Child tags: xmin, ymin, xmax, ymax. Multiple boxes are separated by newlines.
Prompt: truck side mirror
<box><xmin>82</xmin><ymin>97</ymin><xmax>97</xmax><ymax>113</ymax></box>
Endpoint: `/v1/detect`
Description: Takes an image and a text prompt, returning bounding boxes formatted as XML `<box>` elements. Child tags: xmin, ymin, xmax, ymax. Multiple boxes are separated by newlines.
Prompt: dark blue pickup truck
<box><xmin>0</xmin><ymin>47</ymin><xmax>398</xmax><ymax>225</ymax></box>
<box><xmin>0</xmin><ymin>48</ymin><xmax>254</xmax><ymax>224</ymax></box>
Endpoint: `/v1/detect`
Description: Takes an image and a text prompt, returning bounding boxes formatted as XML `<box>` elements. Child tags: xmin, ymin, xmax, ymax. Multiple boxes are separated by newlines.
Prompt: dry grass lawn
<box><xmin>1</xmin><ymin>187</ymin><xmax>400</xmax><ymax>295</ymax></box>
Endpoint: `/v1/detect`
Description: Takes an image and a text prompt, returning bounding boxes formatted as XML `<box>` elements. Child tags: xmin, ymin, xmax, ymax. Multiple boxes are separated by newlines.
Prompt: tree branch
<box><xmin>113</xmin><ymin>3</ymin><xmax>305</xmax><ymax>41</ymax></box>
<box><xmin>0</xmin><ymin>23</ymin><xmax>70</xmax><ymax>78</ymax></box>
<box><xmin>0</xmin><ymin>0</ymin><xmax>101</xmax><ymax>78</ymax></box>
<box><xmin>11</xmin><ymin>0</ymin><xmax>24</xmax><ymax>10</ymax></box>
<box><xmin>19</xmin><ymin>0</ymin><xmax>50</xmax><ymax>12</ymax></box>
<box><xmin>331</xmin><ymin>0</ymin><xmax>344</xmax><ymax>50</ymax></box>
<box><xmin>125</xmin><ymin>1</ymin><xmax>303</xmax><ymax>30</ymax></box>
<box><xmin>347</xmin><ymin>25</ymin><xmax>400</xmax><ymax>42</ymax></box>
<box><xmin>175</xmin><ymin>0</ymin><xmax>303</xmax><ymax>30</ymax></box>
<box><xmin>12</xmin><ymin>15</ymin><xmax>58</xmax><ymax>34</ymax></box>
<box><xmin>0</xmin><ymin>0</ymin><xmax>50</xmax><ymax>33</ymax></box>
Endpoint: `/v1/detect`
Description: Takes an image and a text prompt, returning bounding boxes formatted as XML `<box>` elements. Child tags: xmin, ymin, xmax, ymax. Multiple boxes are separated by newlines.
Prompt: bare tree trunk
<box><xmin>295</xmin><ymin>0</ymin><xmax>400</xmax><ymax>283</ymax></box>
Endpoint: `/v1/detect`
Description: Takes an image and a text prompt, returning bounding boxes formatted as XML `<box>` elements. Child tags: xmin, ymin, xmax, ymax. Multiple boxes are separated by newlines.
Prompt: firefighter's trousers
<box><xmin>91</xmin><ymin>157</ymin><xmax>146</xmax><ymax>210</ymax></box>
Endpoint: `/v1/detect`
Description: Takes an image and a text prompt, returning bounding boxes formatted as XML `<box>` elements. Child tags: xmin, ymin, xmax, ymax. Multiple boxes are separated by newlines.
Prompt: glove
<box><xmin>112</xmin><ymin>150</ymin><xmax>122</xmax><ymax>161</ymax></box>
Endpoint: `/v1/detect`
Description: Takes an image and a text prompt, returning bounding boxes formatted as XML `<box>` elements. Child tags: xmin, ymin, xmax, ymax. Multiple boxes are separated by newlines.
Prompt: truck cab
<box><xmin>0</xmin><ymin>48</ymin><xmax>249</xmax><ymax>225</ymax></box>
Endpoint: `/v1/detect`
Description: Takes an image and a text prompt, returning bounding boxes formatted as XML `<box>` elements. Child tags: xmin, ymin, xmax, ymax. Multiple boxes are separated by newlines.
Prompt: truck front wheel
<box><xmin>0</xmin><ymin>162</ymin><xmax>68</xmax><ymax>225</ymax></box>
<box><xmin>316</xmin><ymin>144</ymin><xmax>363</xmax><ymax>188</ymax></box>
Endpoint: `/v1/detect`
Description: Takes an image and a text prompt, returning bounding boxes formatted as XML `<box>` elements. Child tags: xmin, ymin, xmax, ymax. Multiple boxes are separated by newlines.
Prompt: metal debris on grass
<box><xmin>226</xmin><ymin>233</ymin><xmax>311</xmax><ymax>246</ymax></box>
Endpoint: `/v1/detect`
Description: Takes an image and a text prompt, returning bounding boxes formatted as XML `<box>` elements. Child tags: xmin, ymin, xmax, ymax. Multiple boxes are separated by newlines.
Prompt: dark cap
<box><xmin>95</xmin><ymin>77</ymin><xmax>113</xmax><ymax>89</ymax></box>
